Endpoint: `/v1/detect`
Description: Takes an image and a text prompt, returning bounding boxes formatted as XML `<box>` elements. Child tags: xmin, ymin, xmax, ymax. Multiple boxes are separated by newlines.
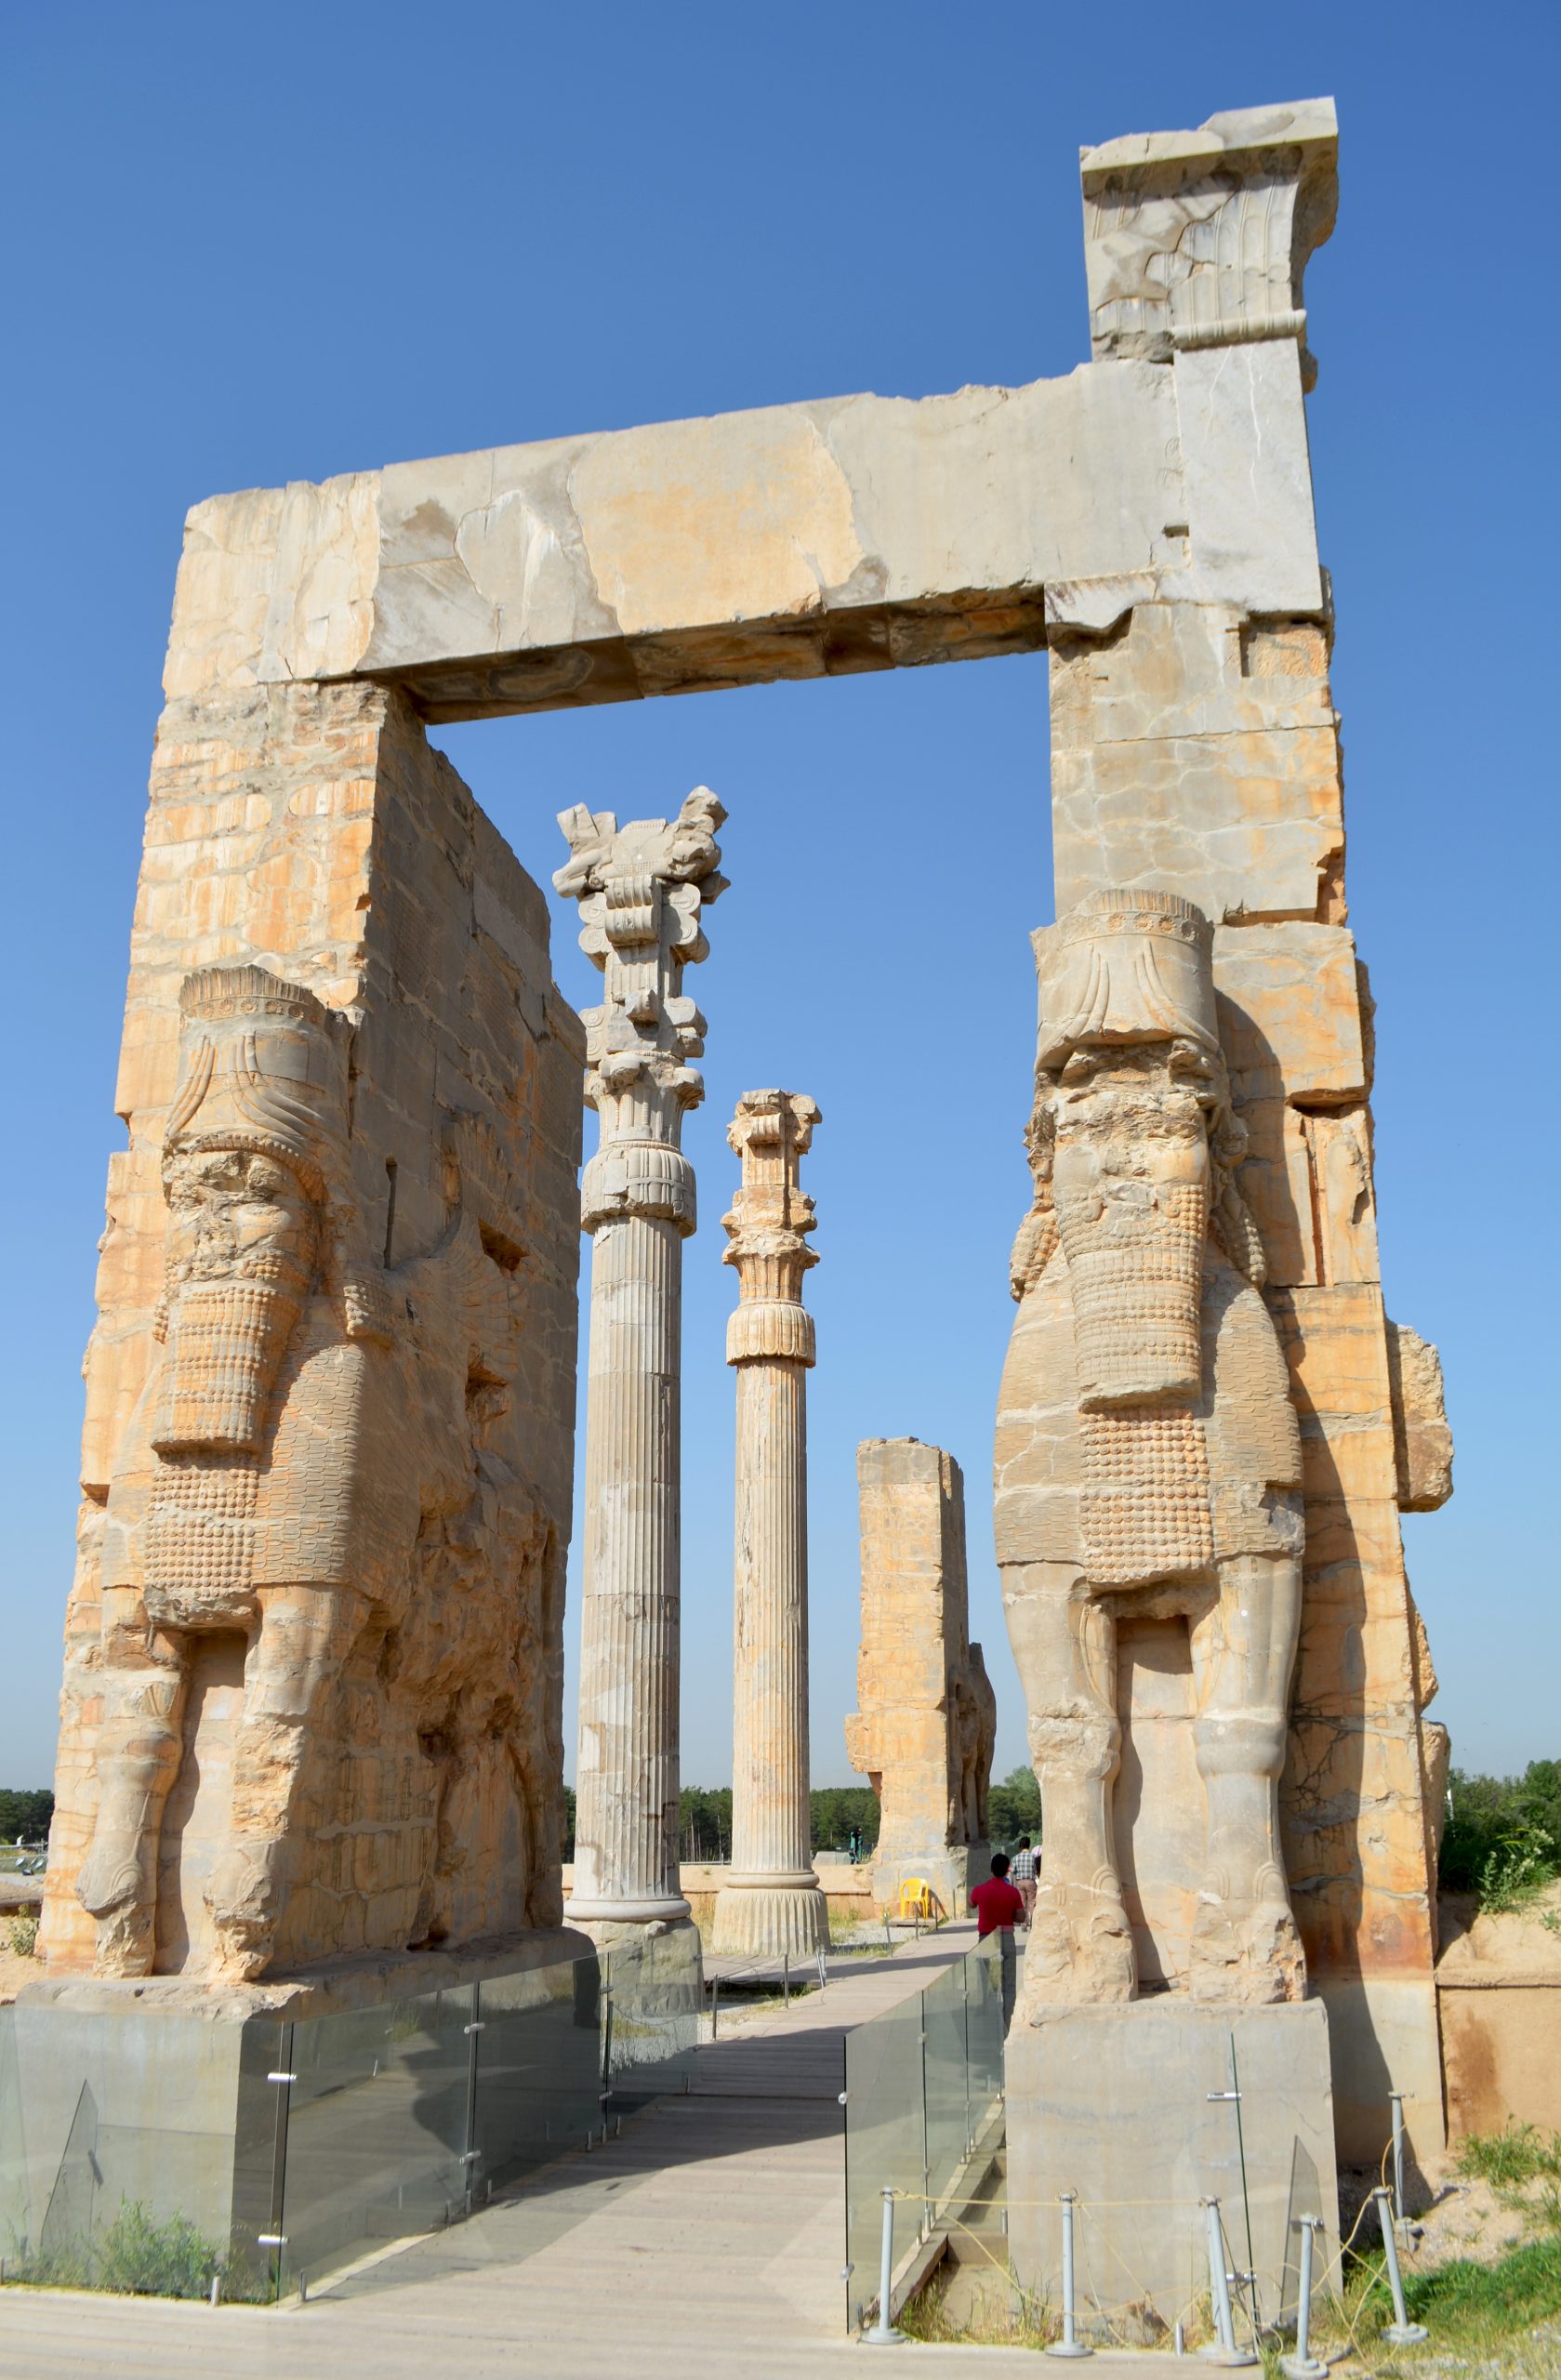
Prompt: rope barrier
<box><xmin>868</xmin><ymin>2160</ymin><xmax>1414</xmax><ymax>2360</ymax></box>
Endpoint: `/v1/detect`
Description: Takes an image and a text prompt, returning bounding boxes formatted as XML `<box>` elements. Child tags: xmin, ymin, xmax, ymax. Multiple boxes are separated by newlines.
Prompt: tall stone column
<box><xmin>555</xmin><ymin>788</ymin><xmax>727</xmax><ymax>1934</ymax></box>
<box><xmin>711</xmin><ymin>1092</ymin><xmax>828</xmax><ymax>1958</ymax></box>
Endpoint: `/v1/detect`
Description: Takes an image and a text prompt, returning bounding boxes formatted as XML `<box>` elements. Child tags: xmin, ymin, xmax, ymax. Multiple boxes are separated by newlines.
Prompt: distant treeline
<box><xmin>560</xmin><ymin>1770</ymin><xmax>1049</xmax><ymax>1863</ymax></box>
<box><xmin>0</xmin><ymin>1790</ymin><xmax>53</xmax><ymax>1844</ymax></box>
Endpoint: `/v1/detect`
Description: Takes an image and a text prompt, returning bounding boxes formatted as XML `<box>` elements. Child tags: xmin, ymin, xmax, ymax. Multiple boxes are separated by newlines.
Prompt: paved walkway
<box><xmin>0</xmin><ymin>1924</ymin><xmax>1181</xmax><ymax>2379</ymax></box>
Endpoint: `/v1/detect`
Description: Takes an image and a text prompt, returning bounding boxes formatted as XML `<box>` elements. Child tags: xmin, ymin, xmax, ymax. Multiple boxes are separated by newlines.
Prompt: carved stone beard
<box><xmin>152</xmin><ymin>1272</ymin><xmax>309</xmax><ymax>1455</ymax></box>
<box><xmin>1052</xmin><ymin>1086</ymin><xmax>1211</xmax><ymax>1412</ymax></box>
<box><xmin>152</xmin><ymin>1146</ymin><xmax>319</xmax><ymax>1457</ymax></box>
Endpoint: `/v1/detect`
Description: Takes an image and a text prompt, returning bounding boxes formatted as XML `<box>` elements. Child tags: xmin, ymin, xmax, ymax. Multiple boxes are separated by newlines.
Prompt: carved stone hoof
<box><xmin>1024</xmin><ymin>1883</ymin><xmax>1135</xmax><ymax>2006</ymax></box>
<box><xmin>205</xmin><ymin>1844</ymin><xmax>280</xmax><ymax>1961</ymax></box>
<box><xmin>1191</xmin><ymin>1887</ymin><xmax>1306</xmax><ymax>2004</ymax></box>
<box><xmin>76</xmin><ymin>1848</ymin><xmax>145</xmax><ymax>1919</ymax></box>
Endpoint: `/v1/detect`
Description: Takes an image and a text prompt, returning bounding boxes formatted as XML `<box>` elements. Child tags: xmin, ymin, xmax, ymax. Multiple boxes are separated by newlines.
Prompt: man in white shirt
<box><xmin>1009</xmin><ymin>1836</ymin><xmax>1038</xmax><ymax>1926</ymax></box>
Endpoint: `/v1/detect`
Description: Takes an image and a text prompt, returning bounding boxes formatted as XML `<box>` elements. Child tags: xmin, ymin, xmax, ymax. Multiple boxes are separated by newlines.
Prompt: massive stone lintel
<box><xmin>161</xmin><ymin>106</ymin><xmax>1336</xmax><ymax>728</ymax></box>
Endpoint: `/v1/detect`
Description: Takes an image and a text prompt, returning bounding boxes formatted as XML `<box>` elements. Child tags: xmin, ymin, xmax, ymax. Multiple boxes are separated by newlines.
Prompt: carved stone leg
<box><xmin>75</xmin><ymin>1626</ymin><xmax>187</xmax><ymax>1977</ymax></box>
<box><xmin>1189</xmin><ymin>1554</ymin><xmax>1306</xmax><ymax>2004</ymax></box>
<box><xmin>1003</xmin><ymin>1560</ymin><xmax>1134</xmax><ymax>2006</ymax></box>
<box><xmin>205</xmin><ymin>1582</ymin><xmax>364</xmax><ymax>1979</ymax></box>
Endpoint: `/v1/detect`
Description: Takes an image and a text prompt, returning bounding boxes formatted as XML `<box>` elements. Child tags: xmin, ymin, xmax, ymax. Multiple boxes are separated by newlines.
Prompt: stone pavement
<box><xmin>0</xmin><ymin>1921</ymin><xmax>1184</xmax><ymax>2378</ymax></box>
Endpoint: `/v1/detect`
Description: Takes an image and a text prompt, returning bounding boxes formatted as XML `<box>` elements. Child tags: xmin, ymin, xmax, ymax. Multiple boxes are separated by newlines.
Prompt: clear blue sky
<box><xmin>4</xmin><ymin>3</ymin><xmax>1556</xmax><ymax>1798</ymax></box>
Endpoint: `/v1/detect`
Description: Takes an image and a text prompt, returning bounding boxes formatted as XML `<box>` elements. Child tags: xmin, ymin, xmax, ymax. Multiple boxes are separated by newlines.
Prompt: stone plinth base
<box><xmin>7</xmin><ymin>1926</ymin><xmax>598</xmax><ymax>2266</ymax></box>
<box><xmin>1006</xmin><ymin>2000</ymin><xmax>1340</xmax><ymax>2329</ymax></box>
<box><xmin>709</xmin><ymin>1876</ymin><xmax>829</xmax><ymax>1957</ymax></box>
<box><xmin>23</xmin><ymin>1924</ymin><xmax>592</xmax><ymax>2025</ymax></box>
<box><xmin>872</xmin><ymin>1844</ymin><xmax>986</xmax><ymax>1921</ymax></box>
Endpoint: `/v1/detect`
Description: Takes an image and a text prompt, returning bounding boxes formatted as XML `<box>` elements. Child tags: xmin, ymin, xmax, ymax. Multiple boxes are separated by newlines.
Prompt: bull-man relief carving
<box><xmin>997</xmin><ymin>890</ymin><xmax>1307</xmax><ymax>2009</ymax></box>
<box><xmin>71</xmin><ymin>964</ymin><xmax>564</xmax><ymax>1983</ymax></box>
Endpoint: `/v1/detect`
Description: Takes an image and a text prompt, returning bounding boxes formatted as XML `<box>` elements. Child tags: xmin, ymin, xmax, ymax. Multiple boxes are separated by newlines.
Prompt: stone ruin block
<box><xmin>846</xmin><ymin>1439</ymin><xmax>997</xmax><ymax>1915</ymax></box>
<box><xmin>42</xmin><ymin>681</ymin><xmax>585</xmax><ymax>1988</ymax></box>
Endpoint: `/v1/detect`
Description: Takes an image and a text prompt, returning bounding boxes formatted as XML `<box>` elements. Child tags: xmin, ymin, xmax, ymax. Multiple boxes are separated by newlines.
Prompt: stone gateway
<box><xmin>33</xmin><ymin>98</ymin><xmax>1449</xmax><ymax>2199</ymax></box>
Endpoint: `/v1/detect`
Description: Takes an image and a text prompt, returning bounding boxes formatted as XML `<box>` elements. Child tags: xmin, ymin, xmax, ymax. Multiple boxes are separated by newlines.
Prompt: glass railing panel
<box><xmin>842</xmin><ymin>1990</ymin><xmax>925</xmax><ymax>2333</ymax></box>
<box><xmin>966</xmin><ymin>1938</ymin><xmax>1006</xmax><ymax>2135</ymax></box>
<box><xmin>474</xmin><ymin>1958</ymin><xmax>602</xmax><ymax>2192</ymax></box>
<box><xmin>0</xmin><ymin>2006</ymin><xmax>30</xmax><ymax>2265</ymax></box>
<box><xmin>277</xmin><ymin>1981</ymin><xmax>475</xmax><ymax>2292</ymax></box>
<box><xmin>921</xmin><ymin>1957</ymin><xmax>972</xmax><ymax>2215</ymax></box>
<box><xmin>1</xmin><ymin>2003</ymin><xmax>249</xmax><ymax>2295</ymax></box>
<box><xmin>601</xmin><ymin>1927</ymin><xmax>700</xmax><ymax>2103</ymax></box>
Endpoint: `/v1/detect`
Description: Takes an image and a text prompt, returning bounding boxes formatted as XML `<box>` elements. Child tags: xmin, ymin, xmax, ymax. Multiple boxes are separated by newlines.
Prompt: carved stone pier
<box><xmin>711</xmin><ymin>1092</ymin><xmax>828</xmax><ymax>1958</ymax></box>
<box><xmin>555</xmin><ymin>790</ymin><xmax>726</xmax><ymax>1935</ymax></box>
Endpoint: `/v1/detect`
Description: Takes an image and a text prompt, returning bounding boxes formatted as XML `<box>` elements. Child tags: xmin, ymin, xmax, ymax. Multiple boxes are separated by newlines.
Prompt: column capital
<box><xmin>723</xmin><ymin>1090</ymin><xmax>820</xmax><ymax>1366</ymax></box>
<box><xmin>1079</xmin><ymin>98</ymin><xmax>1337</xmax><ymax>388</ymax></box>
<box><xmin>555</xmin><ymin>786</ymin><xmax>727</xmax><ymax>1118</ymax></box>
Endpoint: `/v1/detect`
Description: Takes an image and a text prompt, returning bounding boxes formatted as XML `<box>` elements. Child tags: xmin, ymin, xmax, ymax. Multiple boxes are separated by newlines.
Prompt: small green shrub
<box><xmin>6</xmin><ymin>1912</ymin><xmax>37</xmax><ymax>1957</ymax></box>
<box><xmin>2</xmin><ymin>2200</ymin><xmax>259</xmax><ymax>2301</ymax></box>
<box><xmin>1441</xmin><ymin>1762</ymin><xmax>1561</xmax><ymax>1910</ymax></box>
<box><xmin>1481</xmin><ymin>1823</ymin><xmax>1560</xmax><ymax>1915</ymax></box>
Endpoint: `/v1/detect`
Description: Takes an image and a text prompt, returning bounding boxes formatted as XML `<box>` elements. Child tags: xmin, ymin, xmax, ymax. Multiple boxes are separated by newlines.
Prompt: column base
<box><xmin>562</xmin><ymin>1894</ymin><xmax>692</xmax><ymax>1932</ymax></box>
<box><xmin>709</xmin><ymin>1877</ymin><xmax>829</xmax><ymax>1958</ymax></box>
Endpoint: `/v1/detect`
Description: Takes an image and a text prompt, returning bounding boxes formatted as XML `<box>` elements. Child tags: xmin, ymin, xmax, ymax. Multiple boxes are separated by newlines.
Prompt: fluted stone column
<box><xmin>711</xmin><ymin>1091</ymin><xmax>828</xmax><ymax>1958</ymax></box>
<box><xmin>555</xmin><ymin>789</ymin><xmax>727</xmax><ymax>1934</ymax></box>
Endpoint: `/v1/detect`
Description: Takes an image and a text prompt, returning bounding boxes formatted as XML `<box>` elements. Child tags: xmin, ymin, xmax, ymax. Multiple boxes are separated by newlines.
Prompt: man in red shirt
<box><xmin>970</xmin><ymin>1853</ymin><xmax>1025</xmax><ymax>2030</ymax></box>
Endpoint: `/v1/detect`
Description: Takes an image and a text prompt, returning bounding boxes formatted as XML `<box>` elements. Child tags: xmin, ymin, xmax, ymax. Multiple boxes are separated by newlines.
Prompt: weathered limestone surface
<box><xmin>846</xmin><ymin>1442</ymin><xmax>996</xmax><ymax>1916</ymax></box>
<box><xmin>1006</xmin><ymin>2000</ymin><xmax>1341</xmax><ymax>2323</ymax></box>
<box><xmin>161</xmin><ymin>373</ymin><xmax>1182</xmax><ymax>719</ymax></box>
<box><xmin>1011</xmin><ymin>99</ymin><xmax>1449</xmax><ymax>2161</ymax></box>
<box><xmin>1080</xmin><ymin>99</ymin><xmax>1338</xmax><ymax>382</ymax></box>
<box><xmin>1436</xmin><ymin>1886</ymin><xmax>1561</xmax><ymax>2141</ymax></box>
<box><xmin>998</xmin><ymin>890</ymin><xmax>1312</xmax><ymax>2009</ymax></box>
<box><xmin>556</xmin><ymin>791</ymin><xmax>726</xmax><ymax>1933</ymax></box>
<box><xmin>711</xmin><ymin>1093</ymin><xmax>827</xmax><ymax>1958</ymax></box>
<box><xmin>43</xmin><ymin>683</ymin><xmax>584</xmax><ymax>1984</ymax></box>
<box><xmin>1386</xmin><ymin>1321</ymin><xmax>1454</xmax><ymax>1513</ymax></box>
<box><xmin>157</xmin><ymin>113</ymin><xmax>1336</xmax><ymax>734</ymax></box>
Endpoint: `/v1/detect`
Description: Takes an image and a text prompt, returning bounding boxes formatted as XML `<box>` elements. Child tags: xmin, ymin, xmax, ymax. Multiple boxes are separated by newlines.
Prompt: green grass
<box><xmin>897</xmin><ymin>2262</ymin><xmax>1058</xmax><ymax>2347</ymax></box>
<box><xmin>1457</xmin><ymin>2123</ymin><xmax>1561</xmax><ymax>2196</ymax></box>
<box><xmin>1327</xmin><ymin>2233</ymin><xmax>1561</xmax><ymax>2375</ymax></box>
<box><xmin>900</xmin><ymin>2162</ymin><xmax>1561</xmax><ymax>2376</ymax></box>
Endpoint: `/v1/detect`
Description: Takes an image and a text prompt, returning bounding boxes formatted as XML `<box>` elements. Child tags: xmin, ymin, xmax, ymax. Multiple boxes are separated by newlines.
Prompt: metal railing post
<box><xmin>863</xmin><ymin>2189</ymin><xmax>906</xmax><ymax>2345</ymax></box>
<box><xmin>1389</xmin><ymin>2092</ymin><xmax>1408</xmax><ymax>2222</ymax></box>
<box><xmin>1200</xmin><ymin>2197</ymin><xmax>1257</xmax><ymax>2366</ymax></box>
<box><xmin>1045</xmin><ymin>2191</ymin><xmax>1092</xmax><ymax>2359</ymax></box>
<box><xmin>462</xmin><ymin>1983</ymin><xmax>483</xmax><ymax>2213</ymax></box>
<box><xmin>1375</xmin><ymin>2188</ymin><xmax>1428</xmax><ymax>2346</ymax></box>
<box><xmin>1280</xmin><ymin>2216</ymin><xmax>1327</xmax><ymax>2379</ymax></box>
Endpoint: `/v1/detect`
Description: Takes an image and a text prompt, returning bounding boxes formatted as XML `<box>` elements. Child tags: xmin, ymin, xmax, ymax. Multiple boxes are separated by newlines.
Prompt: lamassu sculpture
<box><xmin>63</xmin><ymin>961</ymin><xmax>564</xmax><ymax>1983</ymax></box>
<box><xmin>997</xmin><ymin>889</ymin><xmax>1306</xmax><ymax>2007</ymax></box>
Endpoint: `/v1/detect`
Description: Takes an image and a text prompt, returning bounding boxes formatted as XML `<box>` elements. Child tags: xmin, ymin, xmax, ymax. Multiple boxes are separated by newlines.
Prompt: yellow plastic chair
<box><xmin>895</xmin><ymin>1876</ymin><xmax>944</xmax><ymax>1924</ymax></box>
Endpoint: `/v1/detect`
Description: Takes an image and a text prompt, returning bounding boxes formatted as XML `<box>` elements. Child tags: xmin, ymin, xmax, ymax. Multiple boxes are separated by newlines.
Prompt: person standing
<box><xmin>1009</xmin><ymin>1835</ymin><xmax>1038</xmax><ymax>1926</ymax></box>
<box><xmin>970</xmin><ymin>1852</ymin><xmax>1025</xmax><ymax>2030</ymax></box>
